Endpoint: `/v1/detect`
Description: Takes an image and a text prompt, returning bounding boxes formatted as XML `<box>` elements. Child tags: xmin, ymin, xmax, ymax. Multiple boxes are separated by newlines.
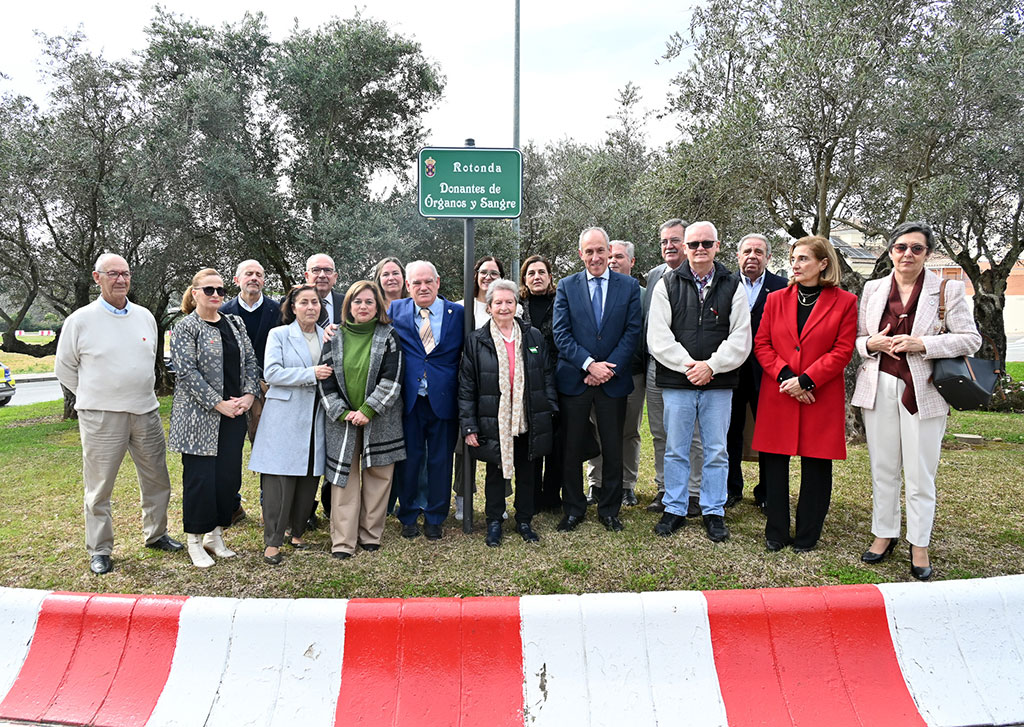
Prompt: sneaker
<box><xmin>702</xmin><ymin>514</ymin><xmax>730</xmax><ymax>542</ymax></box>
<box><xmin>646</xmin><ymin>491</ymin><xmax>665</xmax><ymax>513</ymax></box>
<box><xmin>653</xmin><ymin>512</ymin><xmax>686</xmax><ymax>537</ymax></box>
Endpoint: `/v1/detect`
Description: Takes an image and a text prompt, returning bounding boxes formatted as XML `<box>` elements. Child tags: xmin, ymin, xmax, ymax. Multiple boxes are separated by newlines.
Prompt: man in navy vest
<box><xmin>647</xmin><ymin>221</ymin><xmax>751</xmax><ymax>542</ymax></box>
<box><xmin>552</xmin><ymin>227</ymin><xmax>642</xmax><ymax>532</ymax></box>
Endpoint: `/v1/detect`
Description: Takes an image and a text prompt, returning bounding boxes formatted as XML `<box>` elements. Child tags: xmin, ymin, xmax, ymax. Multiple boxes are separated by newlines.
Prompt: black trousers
<box><xmin>761</xmin><ymin>452</ymin><xmax>832</xmax><ymax>548</ymax></box>
<box><xmin>560</xmin><ymin>388</ymin><xmax>626</xmax><ymax>519</ymax></box>
<box><xmin>532</xmin><ymin>413</ymin><xmax>563</xmax><ymax>512</ymax></box>
<box><xmin>181</xmin><ymin>414</ymin><xmax>247</xmax><ymax>534</ymax></box>
<box><xmin>727</xmin><ymin>364</ymin><xmax>765</xmax><ymax>503</ymax></box>
<box><xmin>484</xmin><ymin>434</ymin><xmax>535</xmax><ymax>524</ymax></box>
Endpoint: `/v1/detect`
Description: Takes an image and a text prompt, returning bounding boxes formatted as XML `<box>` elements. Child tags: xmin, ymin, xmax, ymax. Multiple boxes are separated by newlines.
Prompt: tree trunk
<box><xmin>1</xmin><ymin>329</ymin><xmax>59</xmax><ymax>356</ymax></box>
<box><xmin>61</xmin><ymin>384</ymin><xmax>78</xmax><ymax>421</ymax></box>
<box><xmin>972</xmin><ymin>289</ymin><xmax>1006</xmax><ymax>361</ymax></box>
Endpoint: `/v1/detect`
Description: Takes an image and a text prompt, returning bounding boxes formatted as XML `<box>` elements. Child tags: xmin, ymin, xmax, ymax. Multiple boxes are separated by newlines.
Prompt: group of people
<box><xmin>55</xmin><ymin>218</ymin><xmax>981</xmax><ymax>581</ymax></box>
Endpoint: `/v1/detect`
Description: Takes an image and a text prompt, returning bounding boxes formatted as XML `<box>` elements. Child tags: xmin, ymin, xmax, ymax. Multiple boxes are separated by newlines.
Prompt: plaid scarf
<box><xmin>489</xmin><ymin>319</ymin><xmax>527</xmax><ymax>479</ymax></box>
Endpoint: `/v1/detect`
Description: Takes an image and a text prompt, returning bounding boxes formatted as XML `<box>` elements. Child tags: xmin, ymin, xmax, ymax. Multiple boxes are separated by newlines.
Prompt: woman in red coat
<box><xmin>752</xmin><ymin>236</ymin><xmax>856</xmax><ymax>553</ymax></box>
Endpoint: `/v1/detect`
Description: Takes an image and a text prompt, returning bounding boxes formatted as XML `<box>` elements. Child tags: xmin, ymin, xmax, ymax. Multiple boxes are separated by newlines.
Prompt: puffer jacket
<box><xmin>458</xmin><ymin>320</ymin><xmax>558</xmax><ymax>465</ymax></box>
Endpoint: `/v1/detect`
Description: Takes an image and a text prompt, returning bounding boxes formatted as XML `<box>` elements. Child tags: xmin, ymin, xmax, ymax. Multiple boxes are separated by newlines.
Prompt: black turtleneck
<box><xmin>777</xmin><ymin>284</ymin><xmax>822</xmax><ymax>391</ymax></box>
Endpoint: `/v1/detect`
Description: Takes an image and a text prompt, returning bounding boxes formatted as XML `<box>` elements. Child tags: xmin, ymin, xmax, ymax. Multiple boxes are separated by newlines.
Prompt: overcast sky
<box><xmin>0</xmin><ymin>0</ymin><xmax>694</xmax><ymax>151</ymax></box>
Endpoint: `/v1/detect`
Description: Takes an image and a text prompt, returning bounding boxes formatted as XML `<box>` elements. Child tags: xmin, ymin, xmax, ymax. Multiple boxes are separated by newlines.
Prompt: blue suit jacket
<box><xmin>552</xmin><ymin>270</ymin><xmax>642</xmax><ymax>398</ymax></box>
<box><xmin>389</xmin><ymin>296</ymin><xmax>464</xmax><ymax>419</ymax></box>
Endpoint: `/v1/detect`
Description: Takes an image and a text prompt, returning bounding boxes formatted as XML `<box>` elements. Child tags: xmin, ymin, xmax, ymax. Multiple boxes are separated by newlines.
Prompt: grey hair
<box><xmin>406</xmin><ymin>260</ymin><xmax>440</xmax><ymax>280</ymax></box>
<box><xmin>578</xmin><ymin>226</ymin><xmax>610</xmax><ymax>250</ymax></box>
<box><xmin>305</xmin><ymin>253</ymin><xmax>336</xmax><ymax>271</ymax></box>
<box><xmin>888</xmin><ymin>221</ymin><xmax>935</xmax><ymax>253</ymax></box>
<box><xmin>610</xmin><ymin>240</ymin><xmax>635</xmax><ymax>260</ymax></box>
<box><xmin>234</xmin><ymin>259</ymin><xmax>264</xmax><ymax>279</ymax></box>
<box><xmin>659</xmin><ymin>218</ymin><xmax>688</xmax><ymax>233</ymax></box>
<box><xmin>686</xmin><ymin>221</ymin><xmax>719</xmax><ymax>241</ymax></box>
<box><xmin>94</xmin><ymin>253</ymin><xmax>126</xmax><ymax>272</ymax></box>
<box><xmin>737</xmin><ymin>233</ymin><xmax>771</xmax><ymax>257</ymax></box>
<box><xmin>485</xmin><ymin>278</ymin><xmax>519</xmax><ymax>306</ymax></box>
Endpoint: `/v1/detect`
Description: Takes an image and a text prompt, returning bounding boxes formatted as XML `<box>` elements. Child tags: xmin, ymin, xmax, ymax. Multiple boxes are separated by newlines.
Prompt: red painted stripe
<box><xmin>336</xmin><ymin>597</ymin><xmax>523</xmax><ymax>727</ymax></box>
<box><xmin>705</xmin><ymin>585</ymin><xmax>926</xmax><ymax>727</ymax></box>
<box><xmin>0</xmin><ymin>592</ymin><xmax>185</xmax><ymax>727</ymax></box>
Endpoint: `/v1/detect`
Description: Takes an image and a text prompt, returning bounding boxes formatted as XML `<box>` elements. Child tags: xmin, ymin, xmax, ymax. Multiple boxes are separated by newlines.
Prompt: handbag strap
<box><xmin>937</xmin><ymin>279</ymin><xmax>948</xmax><ymax>331</ymax></box>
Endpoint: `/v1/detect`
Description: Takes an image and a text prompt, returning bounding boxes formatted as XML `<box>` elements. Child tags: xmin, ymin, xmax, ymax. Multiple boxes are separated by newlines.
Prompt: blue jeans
<box><xmin>662</xmin><ymin>388</ymin><xmax>732</xmax><ymax>517</ymax></box>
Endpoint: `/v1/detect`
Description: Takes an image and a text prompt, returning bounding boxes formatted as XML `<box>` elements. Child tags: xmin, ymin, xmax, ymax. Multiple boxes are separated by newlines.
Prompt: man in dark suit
<box><xmin>389</xmin><ymin>260</ymin><xmax>464</xmax><ymax>541</ymax></box>
<box><xmin>304</xmin><ymin>253</ymin><xmax>345</xmax><ymax>326</ymax></box>
<box><xmin>220</xmin><ymin>259</ymin><xmax>281</xmax><ymax>523</ymax></box>
<box><xmin>552</xmin><ymin>227</ymin><xmax>642</xmax><ymax>532</ymax></box>
<box><xmin>726</xmin><ymin>233</ymin><xmax>788</xmax><ymax>509</ymax></box>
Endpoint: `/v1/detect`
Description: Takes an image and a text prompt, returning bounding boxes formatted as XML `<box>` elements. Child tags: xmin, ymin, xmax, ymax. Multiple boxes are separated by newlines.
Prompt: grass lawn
<box><xmin>1</xmin><ymin>351</ymin><xmax>56</xmax><ymax>375</ymax></box>
<box><xmin>1</xmin><ymin>398</ymin><xmax>1022</xmax><ymax>598</ymax></box>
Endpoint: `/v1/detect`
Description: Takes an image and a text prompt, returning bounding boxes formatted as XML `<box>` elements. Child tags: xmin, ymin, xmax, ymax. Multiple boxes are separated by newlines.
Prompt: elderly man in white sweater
<box><xmin>55</xmin><ymin>253</ymin><xmax>183</xmax><ymax>575</ymax></box>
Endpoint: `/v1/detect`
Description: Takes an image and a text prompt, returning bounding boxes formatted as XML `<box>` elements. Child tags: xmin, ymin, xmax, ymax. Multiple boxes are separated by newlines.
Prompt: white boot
<box><xmin>203</xmin><ymin>527</ymin><xmax>236</xmax><ymax>558</ymax></box>
<box><xmin>186</xmin><ymin>534</ymin><xmax>215</xmax><ymax>568</ymax></box>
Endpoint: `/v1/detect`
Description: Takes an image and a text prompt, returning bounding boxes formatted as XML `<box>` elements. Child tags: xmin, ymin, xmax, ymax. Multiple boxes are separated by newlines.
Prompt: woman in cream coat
<box><xmin>248</xmin><ymin>284</ymin><xmax>331</xmax><ymax>565</ymax></box>
<box><xmin>852</xmin><ymin>221</ymin><xmax>981</xmax><ymax>580</ymax></box>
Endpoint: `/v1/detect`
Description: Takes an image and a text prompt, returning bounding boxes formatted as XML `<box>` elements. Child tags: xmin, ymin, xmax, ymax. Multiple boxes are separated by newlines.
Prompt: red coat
<box><xmin>752</xmin><ymin>285</ymin><xmax>857</xmax><ymax>460</ymax></box>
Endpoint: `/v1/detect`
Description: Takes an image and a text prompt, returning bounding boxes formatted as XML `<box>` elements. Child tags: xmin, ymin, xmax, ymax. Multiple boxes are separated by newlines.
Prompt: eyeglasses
<box><xmin>686</xmin><ymin>240</ymin><xmax>716</xmax><ymax>250</ymax></box>
<box><xmin>195</xmin><ymin>286</ymin><xmax>227</xmax><ymax>297</ymax></box>
<box><xmin>478</xmin><ymin>270</ymin><xmax>501</xmax><ymax>279</ymax></box>
<box><xmin>310</xmin><ymin>266</ymin><xmax>335</xmax><ymax>275</ymax></box>
<box><xmin>891</xmin><ymin>243</ymin><xmax>927</xmax><ymax>255</ymax></box>
<box><xmin>101</xmin><ymin>271</ymin><xmax>131</xmax><ymax>280</ymax></box>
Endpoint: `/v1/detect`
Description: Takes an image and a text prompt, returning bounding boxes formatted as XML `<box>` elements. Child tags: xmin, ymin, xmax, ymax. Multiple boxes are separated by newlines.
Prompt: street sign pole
<box><xmin>462</xmin><ymin>138</ymin><xmax>476</xmax><ymax>534</ymax></box>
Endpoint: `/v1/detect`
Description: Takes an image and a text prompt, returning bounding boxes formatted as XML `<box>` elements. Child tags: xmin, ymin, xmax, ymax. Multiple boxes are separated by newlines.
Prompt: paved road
<box><xmin>6</xmin><ymin>379</ymin><xmax>63</xmax><ymax>406</ymax></box>
<box><xmin>1007</xmin><ymin>335</ymin><xmax>1024</xmax><ymax>363</ymax></box>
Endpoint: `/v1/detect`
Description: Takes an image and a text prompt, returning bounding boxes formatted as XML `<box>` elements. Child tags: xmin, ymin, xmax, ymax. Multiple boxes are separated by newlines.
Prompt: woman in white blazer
<box><xmin>248</xmin><ymin>284</ymin><xmax>332</xmax><ymax>565</ymax></box>
<box><xmin>852</xmin><ymin>221</ymin><xmax>981</xmax><ymax>580</ymax></box>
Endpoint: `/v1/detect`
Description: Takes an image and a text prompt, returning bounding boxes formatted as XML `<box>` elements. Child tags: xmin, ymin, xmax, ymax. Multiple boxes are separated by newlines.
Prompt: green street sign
<box><xmin>418</xmin><ymin>147</ymin><xmax>522</xmax><ymax>219</ymax></box>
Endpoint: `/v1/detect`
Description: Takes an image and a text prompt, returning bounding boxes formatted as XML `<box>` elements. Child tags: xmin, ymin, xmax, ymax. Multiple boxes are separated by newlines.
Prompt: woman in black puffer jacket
<box><xmin>459</xmin><ymin>279</ymin><xmax>558</xmax><ymax>547</ymax></box>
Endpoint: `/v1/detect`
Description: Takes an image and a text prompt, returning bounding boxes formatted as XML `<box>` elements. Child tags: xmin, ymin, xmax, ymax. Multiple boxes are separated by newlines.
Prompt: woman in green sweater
<box><xmin>319</xmin><ymin>281</ymin><xmax>406</xmax><ymax>558</ymax></box>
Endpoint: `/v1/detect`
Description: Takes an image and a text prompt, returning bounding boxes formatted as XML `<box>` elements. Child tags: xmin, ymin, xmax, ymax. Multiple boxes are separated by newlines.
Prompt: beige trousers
<box><xmin>78</xmin><ymin>409</ymin><xmax>172</xmax><ymax>556</ymax></box>
<box><xmin>329</xmin><ymin>429</ymin><xmax>395</xmax><ymax>555</ymax></box>
<box><xmin>863</xmin><ymin>373</ymin><xmax>946</xmax><ymax>547</ymax></box>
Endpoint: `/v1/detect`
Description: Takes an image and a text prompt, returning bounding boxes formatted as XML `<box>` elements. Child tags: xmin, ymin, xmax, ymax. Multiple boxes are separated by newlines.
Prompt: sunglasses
<box><xmin>686</xmin><ymin>240</ymin><xmax>716</xmax><ymax>250</ymax></box>
<box><xmin>195</xmin><ymin>286</ymin><xmax>227</xmax><ymax>297</ymax></box>
<box><xmin>891</xmin><ymin>243</ymin><xmax>927</xmax><ymax>255</ymax></box>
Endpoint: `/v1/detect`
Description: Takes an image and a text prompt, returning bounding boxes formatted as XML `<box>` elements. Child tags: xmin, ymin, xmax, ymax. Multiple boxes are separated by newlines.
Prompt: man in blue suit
<box><xmin>389</xmin><ymin>260</ymin><xmax>464</xmax><ymax>540</ymax></box>
<box><xmin>552</xmin><ymin>227</ymin><xmax>643</xmax><ymax>532</ymax></box>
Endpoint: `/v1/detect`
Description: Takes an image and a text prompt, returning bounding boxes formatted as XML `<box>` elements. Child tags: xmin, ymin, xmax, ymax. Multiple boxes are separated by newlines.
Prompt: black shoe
<box><xmin>359</xmin><ymin>543</ymin><xmax>380</xmax><ymax>552</ymax></box>
<box><xmin>861</xmin><ymin>537</ymin><xmax>898</xmax><ymax>564</ymax></box>
<box><xmin>230</xmin><ymin>506</ymin><xmax>247</xmax><ymax>526</ymax></box>
<box><xmin>401</xmin><ymin>523</ymin><xmax>421</xmax><ymax>539</ymax></box>
<box><xmin>306</xmin><ymin>515</ymin><xmax>320</xmax><ymax>531</ymax></box>
<box><xmin>424</xmin><ymin>523</ymin><xmax>443</xmax><ymax>540</ymax></box>
<box><xmin>556</xmin><ymin>514</ymin><xmax>584</xmax><ymax>532</ymax></box>
<box><xmin>792</xmin><ymin>543</ymin><xmax>816</xmax><ymax>553</ymax></box>
<box><xmin>702</xmin><ymin>514</ymin><xmax>729</xmax><ymax>542</ymax></box>
<box><xmin>586</xmin><ymin>487</ymin><xmax>598</xmax><ymax>506</ymax></box>
<box><xmin>646</xmin><ymin>491</ymin><xmax>665</xmax><ymax>513</ymax></box>
<box><xmin>724</xmin><ymin>494</ymin><xmax>742</xmax><ymax>508</ymax></box>
<box><xmin>909</xmin><ymin>545</ymin><xmax>933</xmax><ymax>581</ymax></box>
<box><xmin>264</xmin><ymin>552</ymin><xmax>283</xmax><ymax>565</ymax></box>
<box><xmin>687</xmin><ymin>495</ymin><xmax>702</xmax><ymax>518</ymax></box>
<box><xmin>517</xmin><ymin>522</ymin><xmax>540</xmax><ymax>543</ymax></box>
<box><xmin>287</xmin><ymin>539</ymin><xmax>310</xmax><ymax>550</ymax></box>
<box><xmin>485</xmin><ymin>520</ymin><xmax>503</xmax><ymax>547</ymax></box>
<box><xmin>622</xmin><ymin>490</ymin><xmax>638</xmax><ymax>507</ymax></box>
<box><xmin>600</xmin><ymin>515</ymin><xmax>624</xmax><ymax>532</ymax></box>
<box><xmin>765</xmin><ymin>539</ymin><xmax>787</xmax><ymax>552</ymax></box>
<box><xmin>146</xmin><ymin>534</ymin><xmax>184</xmax><ymax>552</ymax></box>
<box><xmin>654</xmin><ymin>513</ymin><xmax>687</xmax><ymax>537</ymax></box>
<box><xmin>331</xmin><ymin>551</ymin><xmax>353</xmax><ymax>559</ymax></box>
<box><xmin>89</xmin><ymin>554</ymin><xmax>113</xmax><ymax>575</ymax></box>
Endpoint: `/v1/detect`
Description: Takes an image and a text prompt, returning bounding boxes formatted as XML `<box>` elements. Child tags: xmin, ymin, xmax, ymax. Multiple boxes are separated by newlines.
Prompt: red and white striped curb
<box><xmin>1</xmin><ymin>576</ymin><xmax>1022</xmax><ymax>726</ymax></box>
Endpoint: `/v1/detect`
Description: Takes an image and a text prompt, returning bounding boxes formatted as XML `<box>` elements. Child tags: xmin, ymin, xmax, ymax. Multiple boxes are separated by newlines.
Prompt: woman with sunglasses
<box><xmin>852</xmin><ymin>222</ymin><xmax>981</xmax><ymax>580</ymax></box>
<box><xmin>169</xmin><ymin>268</ymin><xmax>259</xmax><ymax>568</ymax></box>
<box><xmin>247</xmin><ymin>284</ymin><xmax>331</xmax><ymax>565</ymax></box>
<box><xmin>752</xmin><ymin>236</ymin><xmax>856</xmax><ymax>554</ymax></box>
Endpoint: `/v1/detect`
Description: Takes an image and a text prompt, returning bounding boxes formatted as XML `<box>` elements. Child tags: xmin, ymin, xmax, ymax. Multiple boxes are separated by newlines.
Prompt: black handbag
<box><xmin>932</xmin><ymin>280</ymin><xmax>1003</xmax><ymax>411</ymax></box>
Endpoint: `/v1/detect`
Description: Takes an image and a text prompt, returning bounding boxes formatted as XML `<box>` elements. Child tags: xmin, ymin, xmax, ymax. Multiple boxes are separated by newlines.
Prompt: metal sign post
<box><xmin>418</xmin><ymin>141</ymin><xmax>523</xmax><ymax>534</ymax></box>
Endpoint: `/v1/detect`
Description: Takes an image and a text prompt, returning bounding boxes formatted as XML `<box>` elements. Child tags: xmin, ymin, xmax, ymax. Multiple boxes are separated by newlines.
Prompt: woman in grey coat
<box><xmin>319</xmin><ymin>280</ymin><xmax>405</xmax><ymax>558</ymax></box>
<box><xmin>169</xmin><ymin>268</ymin><xmax>259</xmax><ymax>568</ymax></box>
<box><xmin>248</xmin><ymin>284</ymin><xmax>331</xmax><ymax>565</ymax></box>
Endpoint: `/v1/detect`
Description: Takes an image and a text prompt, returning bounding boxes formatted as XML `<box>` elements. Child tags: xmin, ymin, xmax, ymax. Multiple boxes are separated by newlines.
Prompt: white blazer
<box><xmin>851</xmin><ymin>270</ymin><xmax>981</xmax><ymax>419</ymax></box>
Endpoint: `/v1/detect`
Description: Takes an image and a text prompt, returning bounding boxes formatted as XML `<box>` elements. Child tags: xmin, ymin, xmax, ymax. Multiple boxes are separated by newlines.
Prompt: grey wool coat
<box><xmin>247</xmin><ymin>321</ymin><xmax>327</xmax><ymax>476</ymax></box>
<box><xmin>169</xmin><ymin>311</ymin><xmax>260</xmax><ymax>456</ymax></box>
<box><xmin>318</xmin><ymin>322</ymin><xmax>406</xmax><ymax>487</ymax></box>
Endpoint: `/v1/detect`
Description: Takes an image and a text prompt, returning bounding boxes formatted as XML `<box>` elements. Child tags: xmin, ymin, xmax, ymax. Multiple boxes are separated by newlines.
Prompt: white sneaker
<box><xmin>455</xmin><ymin>495</ymin><xmax>464</xmax><ymax>521</ymax></box>
<box><xmin>187</xmin><ymin>534</ymin><xmax>215</xmax><ymax>568</ymax></box>
<box><xmin>203</xmin><ymin>527</ymin><xmax>236</xmax><ymax>558</ymax></box>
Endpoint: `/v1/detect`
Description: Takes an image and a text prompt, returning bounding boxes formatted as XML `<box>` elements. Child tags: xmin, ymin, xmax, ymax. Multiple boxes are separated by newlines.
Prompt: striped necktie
<box><xmin>419</xmin><ymin>307</ymin><xmax>436</xmax><ymax>354</ymax></box>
